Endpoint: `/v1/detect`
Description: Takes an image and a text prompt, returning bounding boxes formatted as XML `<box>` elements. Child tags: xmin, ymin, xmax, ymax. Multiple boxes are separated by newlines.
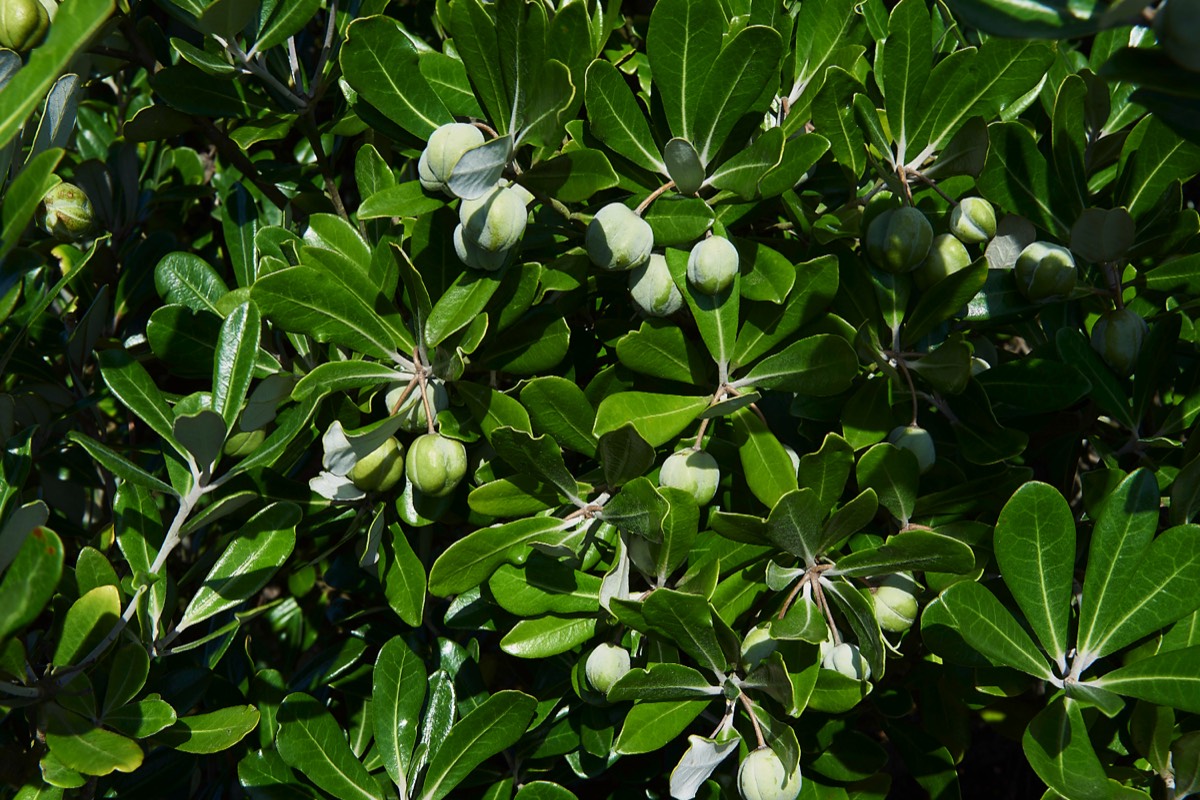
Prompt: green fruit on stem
<box><xmin>915</xmin><ymin>234</ymin><xmax>972</xmax><ymax>290</ymax></box>
<box><xmin>459</xmin><ymin>185</ymin><xmax>528</xmax><ymax>253</ymax></box>
<box><xmin>686</xmin><ymin>235</ymin><xmax>738</xmax><ymax>295</ymax></box>
<box><xmin>386</xmin><ymin>378</ymin><xmax>449</xmax><ymax>432</ymax></box>
<box><xmin>39</xmin><ymin>183</ymin><xmax>94</xmax><ymax>241</ymax></box>
<box><xmin>873</xmin><ymin>572</ymin><xmax>919</xmax><ymax>633</ymax></box>
<box><xmin>1156</xmin><ymin>0</ymin><xmax>1200</xmax><ymax>71</ymax></box>
<box><xmin>586</xmin><ymin>202</ymin><xmax>653</xmax><ymax>271</ymax></box>
<box><xmin>1090</xmin><ymin>308</ymin><xmax>1147</xmax><ymax>376</ymax></box>
<box><xmin>453</xmin><ymin>224</ymin><xmax>510</xmax><ymax>271</ymax></box>
<box><xmin>0</xmin><ymin>0</ymin><xmax>49</xmax><ymax>53</ymax></box>
<box><xmin>887</xmin><ymin>424</ymin><xmax>936</xmax><ymax>474</ymax></box>
<box><xmin>405</xmin><ymin>433</ymin><xmax>468</xmax><ymax>497</ymax></box>
<box><xmin>949</xmin><ymin>197</ymin><xmax>997</xmax><ymax>244</ymax></box>
<box><xmin>348</xmin><ymin>437</ymin><xmax>406</xmax><ymax>493</ymax></box>
<box><xmin>659</xmin><ymin>448</ymin><xmax>719</xmax><ymax>506</ymax></box>
<box><xmin>1014</xmin><ymin>241</ymin><xmax>1077</xmax><ymax>303</ymax></box>
<box><xmin>821</xmin><ymin>641</ymin><xmax>870</xmax><ymax>680</ymax></box>
<box><xmin>418</xmin><ymin>122</ymin><xmax>485</xmax><ymax>195</ymax></box>
<box><xmin>629</xmin><ymin>253</ymin><xmax>683</xmax><ymax>317</ymax></box>
<box><xmin>865</xmin><ymin>206</ymin><xmax>933</xmax><ymax>274</ymax></box>
<box><xmin>737</xmin><ymin>747</ymin><xmax>802</xmax><ymax>800</ymax></box>
<box><xmin>584</xmin><ymin>643</ymin><xmax>630</xmax><ymax>694</ymax></box>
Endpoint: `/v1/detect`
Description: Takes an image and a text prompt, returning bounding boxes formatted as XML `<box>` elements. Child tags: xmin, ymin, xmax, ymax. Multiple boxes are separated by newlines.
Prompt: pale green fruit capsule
<box><xmin>821</xmin><ymin>641</ymin><xmax>871</xmax><ymax>681</ymax></box>
<box><xmin>873</xmin><ymin>572</ymin><xmax>920</xmax><ymax>633</ymax></box>
<box><xmin>349</xmin><ymin>437</ymin><xmax>406</xmax><ymax>493</ymax></box>
<box><xmin>586</xmin><ymin>203</ymin><xmax>653</xmax><ymax>271</ymax></box>
<box><xmin>629</xmin><ymin>253</ymin><xmax>683</xmax><ymax>317</ymax></box>
<box><xmin>418</xmin><ymin>123</ymin><xmax>485</xmax><ymax>194</ymax></box>
<box><xmin>949</xmin><ymin>197</ymin><xmax>997</xmax><ymax>244</ymax></box>
<box><xmin>1090</xmin><ymin>308</ymin><xmax>1148</xmax><ymax>377</ymax></box>
<box><xmin>687</xmin><ymin>235</ymin><xmax>739</xmax><ymax>295</ymax></box>
<box><xmin>1157</xmin><ymin>0</ymin><xmax>1200</xmax><ymax>71</ymax></box>
<box><xmin>887</xmin><ymin>425</ymin><xmax>936</xmax><ymax>474</ymax></box>
<box><xmin>39</xmin><ymin>183</ymin><xmax>95</xmax><ymax>241</ymax></box>
<box><xmin>915</xmin><ymin>234</ymin><xmax>972</xmax><ymax>290</ymax></box>
<box><xmin>584</xmin><ymin>643</ymin><xmax>630</xmax><ymax>694</ymax></box>
<box><xmin>459</xmin><ymin>185</ymin><xmax>528</xmax><ymax>253</ymax></box>
<box><xmin>0</xmin><ymin>0</ymin><xmax>49</xmax><ymax>53</ymax></box>
<box><xmin>740</xmin><ymin>624</ymin><xmax>778</xmax><ymax>671</ymax></box>
<box><xmin>405</xmin><ymin>434</ymin><xmax>468</xmax><ymax>497</ymax></box>
<box><xmin>659</xmin><ymin>449</ymin><xmax>719</xmax><ymax>506</ymax></box>
<box><xmin>1015</xmin><ymin>242</ymin><xmax>1077</xmax><ymax>303</ymax></box>
<box><xmin>737</xmin><ymin>747</ymin><xmax>802</xmax><ymax>800</ymax></box>
<box><xmin>865</xmin><ymin>207</ymin><xmax>933</xmax><ymax>274</ymax></box>
<box><xmin>386</xmin><ymin>378</ymin><xmax>449</xmax><ymax>432</ymax></box>
<box><xmin>453</xmin><ymin>224</ymin><xmax>510</xmax><ymax>271</ymax></box>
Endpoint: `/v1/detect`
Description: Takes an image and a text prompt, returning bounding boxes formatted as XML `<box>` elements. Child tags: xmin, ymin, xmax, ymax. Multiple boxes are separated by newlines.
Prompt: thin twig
<box><xmin>738</xmin><ymin>693</ymin><xmax>767</xmax><ymax>748</ymax></box>
<box><xmin>634</xmin><ymin>180</ymin><xmax>676</xmax><ymax>216</ymax></box>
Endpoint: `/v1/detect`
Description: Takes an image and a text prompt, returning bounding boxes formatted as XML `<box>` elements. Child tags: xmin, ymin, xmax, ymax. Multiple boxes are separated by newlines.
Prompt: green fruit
<box><xmin>915</xmin><ymin>234</ymin><xmax>972</xmax><ymax>290</ymax></box>
<box><xmin>584</xmin><ymin>643</ymin><xmax>630</xmax><ymax>694</ymax></box>
<box><xmin>1090</xmin><ymin>308</ymin><xmax>1147</xmax><ymax>377</ymax></box>
<box><xmin>39</xmin><ymin>183</ymin><xmax>94</xmax><ymax>241</ymax></box>
<box><xmin>873</xmin><ymin>572</ymin><xmax>919</xmax><ymax>633</ymax></box>
<box><xmin>586</xmin><ymin>203</ymin><xmax>653</xmax><ymax>271</ymax></box>
<box><xmin>737</xmin><ymin>747</ymin><xmax>802</xmax><ymax>800</ymax></box>
<box><xmin>0</xmin><ymin>0</ymin><xmax>49</xmax><ymax>53</ymax></box>
<box><xmin>887</xmin><ymin>425</ymin><xmax>936</xmax><ymax>474</ymax></box>
<box><xmin>418</xmin><ymin>123</ymin><xmax>485</xmax><ymax>195</ymax></box>
<box><xmin>865</xmin><ymin>207</ymin><xmax>933</xmax><ymax>274</ymax></box>
<box><xmin>1015</xmin><ymin>241</ymin><xmax>1076</xmax><ymax>303</ymax></box>
<box><xmin>949</xmin><ymin>197</ymin><xmax>997</xmax><ymax>244</ymax></box>
<box><xmin>659</xmin><ymin>449</ymin><xmax>719</xmax><ymax>506</ymax></box>
<box><xmin>629</xmin><ymin>253</ymin><xmax>683</xmax><ymax>317</ymax></box>
<box><xmin>686</xmin><ymin>235</ymin><xmax>738</xmax><ymax>295</ymax></box>
<box><xmin>405</xmin><ymin>433</ymin><xmax>468</xmax><ymax>497</ymax></box>
<box><xmin>740</xmin><ymin>624</ymin><xmax>777</xmax><ymax>671</ymax></box>
<box><xmin>821</xmin><ymin>641</ymin><xmax>870</xmax><ymax>680</ymax></box>
<box><xmin>1157</xmin><ymin>0</ymin><xmax>1200</xmax><ymax>72</ymax></box>
<box><xmin>459</xmin><ymin>185</ymin><xmax>528</xmax><ymax>253</ymax></box>
<box><xmin>348</xmin><ymin>437</ymin><xmax>406</xmax><ymax>493</ymax></box>
<box><xmin>453</xmin><ymin>224</ymin><xmax>510</xmax><ymax>271</ymax></box>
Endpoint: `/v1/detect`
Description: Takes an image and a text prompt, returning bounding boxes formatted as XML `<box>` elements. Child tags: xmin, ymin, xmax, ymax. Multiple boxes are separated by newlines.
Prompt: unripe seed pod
<box><xmin>39</xmin><ymin>183</ymin><xmax>95</xmax><ymax>241</ymax></box>
<box><xmin>386</xmin><ymin>378</ymin><xmax>449</xmax><ymax>432</ymax></box>
<box><xmin>949</xmin><ymin>197</ymin><xmax>997</xmax><ymax>244</ymax></box>
<box><xmin>865</xmin><ymin>207</ymin><xmax>933</xmax><ymax>274</ymax></box>
<box><xmin>349</xmin><ymin>437</ymin><xmax>406</xmax><ymax>493</ymax></box>
<box><xmin>873</xmin><ymin>572</ymin><xmax>920</xmax><ymax>633</ymax></box>
<box><xmin>459</xmin><ymin>185</ymin><xmax>528</xmax><ymax>253</ymax></box>
<box><xmin>887</xmin><ymin>425</ymin><xmax>936</xmax><ymax>474</ymax></box>
<box><xmin>659</xmin><ymin>449</ymin><xmax>719</xmax><ymax>506</ymax></box>
<box><xmin>629</xmin><ymin>253</ymin><xmax>683</xmax><ymax>317</ymax></box>
<box><xmin>405</xmin><ymin>433</ymin><xmax>468</xmax><ymax>497</ymax></box>
<box><xmin>418</xmin><ymin>123</ymin><xmax>485</xmax><ymax>195</ymax></box>
<box><xmin>1090</xmin><ymin>308</ymin><xmax>1148</xmax><ymax>377</ymax></box>
<box><xmin>737</xmin><ymin>747</ymin><xmax>802</xmax><ymax>800</ymax></box>
<box><xmin>453</xmin><ymin>224</ymin><xmax>510</xmax><ymax>271</ymax></box>
<box><xmin>584</xmin><ymin>643</ymin><xmax>630</xmax><ymax>695</ymax></box>
<box><xmin>687</xmin><ymin>235</ymin><xmax>739</xmax><ymax>295</ymax></box>
<box><xmin>915</xmin><ymin>234</ymin><xmax>972</xmax><ymax>290</ymax></box>
<box><xmin>1015</xmin><ymin>242</ymin><xmax>1077</xmax><ymax>303</ymax></box>
<box><xmin>821</xmin><ymin>641</ymin><xmax>871</xmax><ymax>681</ymax></box>
<box><xmin>1156</xmin><ymin>0</ymin><xmax>1200</xmax><ymax>72</ymax></box>
<box><xmin>586</xmin><ymin>203</ymin><xmax>653</xmax><ymax>271</ymax></box>
<box><xmin>0</xmin><ymin>0</ymin><xmax>49</xmax><ymax>53</ymax></box>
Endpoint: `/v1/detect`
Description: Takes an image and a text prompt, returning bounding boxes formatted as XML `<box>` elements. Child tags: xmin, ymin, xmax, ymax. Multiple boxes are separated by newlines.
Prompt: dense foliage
<box><xmin>3</xmin><ymin>0</ymin><xmax>1200</xmax><ymax>798</ymax></box>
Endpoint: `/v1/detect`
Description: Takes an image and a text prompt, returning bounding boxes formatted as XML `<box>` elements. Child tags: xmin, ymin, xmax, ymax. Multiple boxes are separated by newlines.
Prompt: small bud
<box><xmin>0</xmin><ymin>0</ymin><xmax>49</xmax><ymax>53</ymax></box>
<box><xmin>348</xmin><ymin>437</ymin><xmax>406</xmax><ymax>493</ymax></box>
<box><xmin>405</xmin><ymin>433</ymin><xmax>468</xmax><ymax>497</ymax></box>
<box><xmin>915</xmin><ymin>234</ymin><xmax>972</xmax><ymax>290</ymax></box>
<box><xmin>453</xmin><ymin>224</ymin><xmax>510</xmax><ymax>271</ymax></box>
<box><xmin>459</xmin><ymin>185</ymin><xmax>528</xmax><ymax>253</ymax></box>
<box><xmin>887</xmin><ymin>425</ymin><xmax>936</xmax><ymax>474</ymax></box>
<box><xmin>418</xmin><ymin>123</ymin><xmax>485</xmax><ymax>195</ymax></box>
<box><xmin>737</xmin><ymin>747</ymin><xmax>802</xmax><ymax>800</ymax></box>
<box><xmin>628</xmin><ymin>253</ymin><xmax>683</xmax><ymax>317</ymax></box>
<box><xmin>821</xmin><ymin>641</ymin><xmax>871</xmax><ymax>681</ymax></box>
<box><xmin>686</xmin><ymin>235</ymin><xmax>739</xmax><ymax>295</ymax></box>
<box><xmin>584</xmin><ymin>643</ymin><xmax>630</xmax><ymax>695</ymax></box>
<box><xmin>1014</xmin><ymin>242</ymin><xmax>1077</xmax><ymax>303</ymax></box>
<box><xmin>659</xmin><ymin>449</ymin><xmax>720</xmax><ymax>506</ymax></box>
<box><xmin>865</xmin><ymin>207</ymin><xmax>933</xmax><ymax>274</ymax></box>
<box><xmin>1090</xmin><ymin>308</ymin><xmax>1147</xmax><ymax>377</ymax></box>
<box><xmin>873</xmin><ymin>572</ymin><xmax>920</xmax><ymax>633</ymax></box>
<box><xmin>39</xmin><ymin>183</ymin><xmax>95</xmax><ymax>241</ymax></box>
<box><xmin>949</xmin><ymin>197</ymin><xmax>997</xmax><ymax>244</ymax></box>
<box><xmin>586</xmin><ymin>203</ymin><xmax>654</xmax><ymax>271</ymax></box>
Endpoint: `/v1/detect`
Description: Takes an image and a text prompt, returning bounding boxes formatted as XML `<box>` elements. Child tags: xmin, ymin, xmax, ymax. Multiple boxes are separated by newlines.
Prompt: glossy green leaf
<box><xmin>731</xmin><ymin>407</ymin><xmax>798</xmax><ymax>509</ymax></box>
<box><xmin>52</xmin><ymin>585</ymin><xmax>120</xmax><ymax>668</ymax></box>
<box><xmin>163</xmin><ymin>706</ymin><xmax>260</xmax><ymax>754</ymax></box>
<box><xmin>733</xmin><ymin>334</ymin><xmax>858</xmax><ymax>395</ymax></box>
<box><xmin>593</xmin><ymin>392</ymin><xmax>709</xmax><ymax>448</ymax></box>
<box><xmin>419</xmin><ymin>691</ymin><xmax>537</xmax><ymax>800</ymax></box>
<box><xmin>0</xmin><ymin>526</ymin><xmax>63</xmax><ymax>641</ymax></box>
<box><xmin>373</xmin><ymin>636</ymin><xmax>426</xmax><ymax>792</ymax></box>
<box><xmin>831</xmin><ymin>530</ymin><xmax>975</xmax><ymax>577</ymax></box>
<box><xmin>1022</xmin><ymin>698</ymin><xmax>1110</xmax><ymax>800</ymax></box>
<box><xmin>855</xmin><ymin>444</ymin><xmax>919</xmax><ymax>525</ymax></box>
<box><xmin>645</xmin><ymin>0</ymin><xmax>722</xmax><ymax>143</ymax></box>
<box><xmin>500</xmin><ymin>615</ymin><xmax>596</xmax><ymax>658</ymax></box>
<box><xmin>428</xmin><ymin>516</ymin><xmax>568</xmax><ymax>596</ymax></box>
<box><xmin>277</xmin><ymin>694</ymin><xmax>382</xmax><ymax>800</ymax></box>
<box><xmin>613</xmin><ymin>699</ymin><xmax>711</xmax><ymax>755</ymax></box>
<box><xmin>644</xmin><ymin>589</ymin><xmax>728</xmax><ymax>676</ymax></box>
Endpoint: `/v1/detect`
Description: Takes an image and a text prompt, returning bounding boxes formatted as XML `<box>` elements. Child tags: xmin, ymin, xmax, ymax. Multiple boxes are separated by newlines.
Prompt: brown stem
<box><xmin>896</xmin><ymin>357</ymin><xmax>919</xmax><ymax>426</ymax></box>
<box><xmin>739</xmin><ymin>693</ymin><xmax>767</xmax><ymax>748</ymax></box>
<box><xmin>905</xmin><ymin>167</ymin><xmax>956</xmax><ymax>205</ymax></box>
<box><xmin>812</xmin><ymin>579</ymin><xmax>842</xmax><ymax>645</ymax></box>
<box><xmin>634</xmin><ymin>180</ymin><xmax>676</xmax><ymax>216</ymax></box>
<box><xmin>302</xmin><ymin>114</ymin><xmax>352</xmax><ymax>226</ymax></box>
<box><xmin>777</xmin><ymin>573</ymin><xmax>810</xmax><ymax>620</ymax></box>
<box><xmin>388</xmin><ymin>375</ymin><xmax>420</xmax><ymax>416</ymax></box>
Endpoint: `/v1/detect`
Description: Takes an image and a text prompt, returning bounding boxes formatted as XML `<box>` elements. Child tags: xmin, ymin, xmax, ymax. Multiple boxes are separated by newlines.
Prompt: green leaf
<box><xmin>831</xmin><ymin>530</ymin><xmax>975</xmax><ymax>577</ymax></box>
<box><xmin>979</xmin><ymin>122</ymin><xmax>1072</xmax><ymax>239</ymax></box>
<box><xmin>44</xmin><ymin>710</ymin><xmax>142</xmax><ymax>777</ymax></box>
<box><xmin>692</xmin><ymin>26</ymin><xmax>781</xmax><ymax>164</ymax></box>
<box><xmin>646</xmin><ymin>0</ymin><xmax>723</xmax><ymax>143</ymax></box>
<box><xmin>292</xmin><ymin>361</ymin><xmax>408</xmax><ymax>403</ymax></box>
<box><xmin>902</xmin><ymin>259</ymin><xmax>988</xmax><ymax>346</ymax></box>
<box><xmin>0</xmin><ymin>526</ymin><xmax>63</xmax><ymax>640</ymax></box>
<box><xmin>582</xmin><ymin>59</ymin><xmax>664</xmax><ymax>174</ymax></box>
<box><xmin>766</xmin><ymin>489</ymin><xmax>824</xmax><ymax>566</ymax></box>
<box><xmin>384</xmin><ymin>523</ymin><xmax>426</xmax><ymax>628</ymax></box>
<box><xmin>1118</xmin><ymin>116</ymin><xmax>1200</xmax><ymax>223</ymax></box>
<box><xmin>52</xmin><ymin>585</ymin><xmax>120</xmax><ymax>668</ymax></box>
<box><xmin>855</xmin><ymin>444</ymin><xmax>919</xmax><ymax>525</ymax></box>
<box><xmin>154</xmin><ymin>253</ymin><xmax>229</xmax><ymax>314</ymax></box>
<box><xmin>419</xmin><ymin>691</ymin><xmax>537</xmax><ymax>800</ymax></box>
<box><xmin>0</xmin><ymin>148</ymin><xmax>61</xmax><ymax>263</ymax></box>
<box><xmin>608</xmin><ymin>663</ymin><xmax>721</xmax><ymax>702</ymax></box>
<box><xmin>995</xmin><ymin>482</ymin><xmax>1074</xmax><ymax>669</ymax></box>
<box><xmin>212</xmin><ymin>301</ymin><xmax>261</xmax><ymax>431</ymax></box>
<box><xmin>341</xmin><ymin>17</ymin><xmax>452</xmax><ymax>139</ymax></box>
<box><xmin>277</xmin><ymin>693</ymin><xmax>384</xmax><ymax>800</ymax></box>
<box><xmin>451</xmin><ymin>0</ymin><xmax>510</xmax><ymax>131</ymax></box>
<box><xmin>428</xmin><ymin>516</ymin><xmax>568</xmax><ymax>596</ymax></box>
<box><xmin>490</xmin><ymin>558</ymin><xmax>601</xmax><ymax>617</ymax></box>
<box><xmin>491</xmin><ymin>427</ymin><xmax>581</xmax><ymax>503</ymax></box>
<box><xmin>644</xmin><ymin>589</ymin><xmax>729</xmax><ymax>676</ymax></box>
<box><xmin>518</xmin><ymin>149</ymin><xmax>619</xmax><ymax>203</ymax></box>
<box><xmin>173</xmin><ymin>410</ymin><xmax>225</xmax><ymax>473</ymax></box>
<box><xmin>733</xmin><ymin>334</ymin><xmax>858</xmax><ymax>395</ymax></box>
<box><xmin>66</xmin><ymin>433</ymin><xmax>176</xmax><ymax>497</ymax></box>
<box><xmin>880</xmin><ymin>0</ymin><xmax>931</xmax><ymax>166</ymax></box>
<box><xmin>613</xmin><ymin>699</ymin><xmax>711</xmax><ymax>755</ymax></box>
<box><xmin>520</xmin><ymin>377</ymin><xmax>598</xmax><ymax>457</ymax></box>
<box><xmin>101</xmin><ymin>643</ymin><xmax>149</xmax><ymax>714</ymax></box>
<box><xmin>593</xmin><ymin>392</ymin><xmax>709</xmax><ymax>448</ymax></box>
<box><xmin>500</xmin><ymin>615</ymin><xmax>596</xmax><ymax>658</ymax></box>
<box><xmin>942</xmin><ymin>0</ymin><xmax>1112</xmax><ymax>37</ymax></box>
<box><xmin>177</xmin><ymin>503</ymin><xmax>300</xmax><ymax>631</ymax></box>
<box><xmin>104</xmin><ymin>699</ymin><xmax>177</xmax><ymax>739</ymax></box>
<box><xmin>162</xmin><ymin>706</ymin><xmax>260</xmax><ymax>754</ymax></box>
<box><xmin>731</xmin><ymin>407</ymin><xmax>798</xmax><ymax>509</ymax></box>
<box><xmin>975</xmin><ymin>357</ymin><xmax>1091</xmax><ymax>416</ymax></box>
<box><xmin>707</xmin><ymin>127</ymin><xmax>785</xmax><ymax>199</ymax></box>
<box><xmin>97</xmin><ymin>349</ymin><xmax>179</xmax><ymax>450</ymax></box>
<box><xmin>616</xmin><ymin>320</ymin><xmax>713</xmax><ymax>386</ymax></box>
<box><xmin>424</xmin><ymin>259</ymin><xmax>502</xmax><ymax>347</ymax></box>
<box><xmin>665</xmin><ymin>248</ymin><xmax>737</xmax><ymax>368</ymax></box>
<box><xmin>1095</xmin><ymin>645</ymin><xmax>1200</xmax><ymax>713</ymax></box>
<box><xmin>733</xmin><ymin>256</ymin><xmax>839</xmax><ymax>367</ymax></box>
<box><xmin>824</xmin><ymin>579</ymin><xmax>885</xmax><ymax>680</ymax></box>
<box><xmin>358</xmin><ymin>182</ymin><xmax>446</xmax><ymax>220</ymax></box>
<box><xmin>597</xmin><ymin>426</ymin><xmax>656</xmax><ymax>488</ymax></box>
<box><xmin>600</xmin><ymin>477</ymin><xmax>668</xmax><ymax>543</ymax></box>
<box><xmin>373</xmin><ymin>636</ymin><xmax>427</xmax><ymax>792</ymax></box>
<box><xmin>797</xmin><ymin>433</ymin><xmax>854</xmax><ymax>516</ymax></box>
<box><xmin>1022</xmin><ymin>698</ymin><xmax>1111</xmax><ymax>800</ymax></box>
<box><xmin>458</xmin><ymin>382</ymin><xmax>533</xmax><ymax>441</ymax></box>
